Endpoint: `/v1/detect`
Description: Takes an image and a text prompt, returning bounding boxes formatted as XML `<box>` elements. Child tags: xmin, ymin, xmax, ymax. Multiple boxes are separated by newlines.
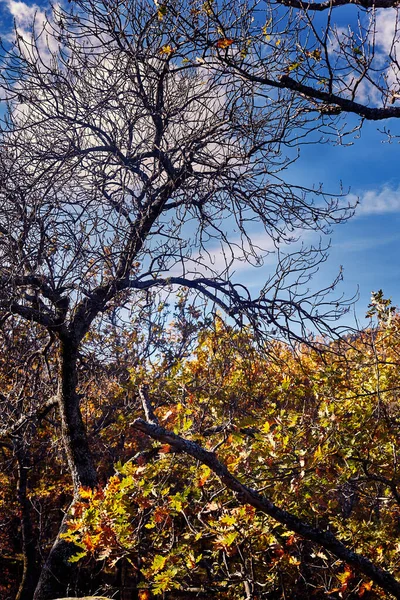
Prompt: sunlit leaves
<box><xmin>202</xmin><ymin>0</ymin><xmax>214</xmax><ymax>15</ymax></box>
<box><xmin>288</xmin><ymin>61</ymin><xmax>302</xmax><ymax>72</ymax></box>
<box><xmin>61</xmin><ymin>315</ymin><xmax>400</xmax><ymax>597</ymax></box>
<box><xmin>262</xmin><ymin>18</ymin><xmax>272</xmax><ymax>41</ymax></box>
<box><xmin>366</xmin><ymin>289</ymin><xmax>395</xmax><ymax>323</ymax></box>
<box><xmin>150</xmin><ymin>554</ymin><xmax>168</xmax><ymax>573</ymax></box>
<box><xmin>306</xmin><ymin>48</ymin><xmax>322</xmax><ymax>61</ymax></box>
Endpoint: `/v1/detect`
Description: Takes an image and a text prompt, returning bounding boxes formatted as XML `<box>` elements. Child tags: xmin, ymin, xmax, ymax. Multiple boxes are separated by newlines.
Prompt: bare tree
<box><xmin>0</xmin><ymin>0</ymin><xmax>395</xmax><ymax>597</ymax></box>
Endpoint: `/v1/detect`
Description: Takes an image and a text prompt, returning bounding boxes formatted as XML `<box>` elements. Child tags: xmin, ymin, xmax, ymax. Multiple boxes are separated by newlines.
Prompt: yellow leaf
<box><xmin>198</xmin><ymin>465</ymin><xmax>211</xmax><ymax>486</ymax></box>
<box><xmin>262</xmin><ymin>18</ymin><xmax>272</xmax><ymax>38</ymax></box>
<box><xmin>262</xmin><ymin>420</ymin><xmax>270</xmax><ymax>434</ymax></box>
<box><xmin>79</xmin><ymin>486</ymin><xmax>93</xmax><ymax>499</ymax></box>
<box><xmin>202</xmin><ymin>0</ymin><xmax>214</xmax><ymax>15</ymax></box>
<box><xmin>313</xmin><ymin>445</ymin><xmax>323</xmax><ymax>460</ymax></box>
<box><xmin>151</xmin><ymin>554</ymin><xmax>168</xmax><ymax>573</ymax></box>
<box><xmin>159</xmin><ymin>44</ymin><xmax>174</xmax><ymax>55</ymax></box>
<box><xmin>288</xmin><ymin>61</ymin><xmax>302</xmax><ymax>71</ymax></box>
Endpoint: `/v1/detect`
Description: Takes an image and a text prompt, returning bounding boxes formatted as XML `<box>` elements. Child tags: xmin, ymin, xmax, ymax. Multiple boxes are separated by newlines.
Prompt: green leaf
<box><xmin>151</xmin><ymin>554</ymin><xmax>168</xmax><ymax>573</ymax></box>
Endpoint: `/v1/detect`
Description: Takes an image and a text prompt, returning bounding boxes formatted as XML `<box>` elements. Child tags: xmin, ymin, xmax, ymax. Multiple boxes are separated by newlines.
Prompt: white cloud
<box><xmin>374</xmin><ymin>10</ymin><xmax>400</xmax><ymax>91</ymax></box>
<box><xmin>375</xmin><ymin>9</ymin><xmax>400</xmax><ymax>56</ymax></box>
<box><xmin>2</xmin><ymin>0</ymin><xmax>60</xmax><ymax>57</ymax></box>
<box><xmin>164</xmin><ymin>232</ymin><xmax>278</xmax><ymax>281</ymax></box>
<box><xmin>198</xmin><ymin>233</ymin><xmax>278</xmax><ymax>275</ymax></box>
<box><xmin>333</xmin><ymin>9</ymin><xmax>400</xmax><ymax>106</ymax></box>
<box><xmin>6</xmin><ymin>0</ymin><xmax>44</xmax><ymax>28</ymax></box>
<box><xmin>348</xmin><ymin>185</ymin><xmax>400</xmax><ymax>216</ymax></box>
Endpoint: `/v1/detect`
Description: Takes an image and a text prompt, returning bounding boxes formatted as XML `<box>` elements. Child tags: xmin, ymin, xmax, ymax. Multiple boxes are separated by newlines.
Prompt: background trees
<box><xmin>0</xmin><ymin>0</ymin><xmax>400</xmax><ymax>598</ymax></box>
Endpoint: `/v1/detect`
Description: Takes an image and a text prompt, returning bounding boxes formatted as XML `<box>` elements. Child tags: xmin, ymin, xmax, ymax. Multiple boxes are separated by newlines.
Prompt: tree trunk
<box><xmin>15</xmin><ymin>440</ymin><xmax>40</xmax><ymax>600</ymax></box>
<box><xmin>57</xmin><ymin>340</ymin><xmax>98</xmax><ymax>493</ymax></box>
<box><xmin>33</xmin><ymin>339</ymin><xmax>98</xmax><ymax>600</ymax></box>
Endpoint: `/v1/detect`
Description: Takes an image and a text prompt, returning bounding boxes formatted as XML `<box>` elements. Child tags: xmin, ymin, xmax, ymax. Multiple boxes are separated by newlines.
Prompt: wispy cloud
<box><xmin>334</xmin><ymin>233</ymin><xmax>400</xmax><ymax>252</ymax></box>
<box><xmin>165</xmin><ymin>232</ymin><xmax>278</xmax><ymax>281</ymax></box>
<box><xmin>348</xmin><ymin>185</ymin><xmax>400</xmax><ymax>216</ymax></box>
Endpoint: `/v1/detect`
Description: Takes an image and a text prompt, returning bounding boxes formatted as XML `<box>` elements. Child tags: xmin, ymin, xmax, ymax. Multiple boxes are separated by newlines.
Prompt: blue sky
<box><xmin>1</xmin><ymin>0</ymin><xmax>400</xmax><ymax>329</ymax></box>
<box><xmin>289</xmin><ymin>121</ymin><xmax>400</xmax><ymax>326</ymax></box>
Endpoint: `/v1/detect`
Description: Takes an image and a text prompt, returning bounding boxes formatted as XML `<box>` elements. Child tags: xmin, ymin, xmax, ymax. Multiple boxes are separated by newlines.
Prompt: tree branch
<box><xmin>138</xmin><ymin>384</ymin><xmax>159</xmax><ymax>425</ymax></box>
<box><xmin>1</xmin><ymin>301</ymin><xmax>60</xmax><ymax>330</ymax></box>
<box><xmin>224</xmin><ymin>61</ymin><xmax>400</xmax><ymax>121</ymax></box>
<box><xmin>0</xmin><ymin>396</ymin><xmax>57</xmax><ymax>439</ymax></box>
<box><xmin>278</xmin><ymin>0</ymin><xmax>398</xmax><ymax>10</ymax></box>
<box><xmin>131</xmin><ymin>418</ymin><xmax>400</xmax><ymax>599</ymax></box>
<box><xmin>278</xmin><ymin>76</ymin><xmax>400</xmax><ymax>121</ymax></box>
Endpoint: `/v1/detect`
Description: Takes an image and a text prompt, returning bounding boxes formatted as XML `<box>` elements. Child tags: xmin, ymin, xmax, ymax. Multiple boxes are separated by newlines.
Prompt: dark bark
<box><xmin>225</xmin><ymin>65</ymin><xmax>400</xmax><ymax>122</ymax></box>
<box><xmin>56</xmin><ymin>339</ymin><xmax>98</xmax><ymax>493</ymax></box>
<box><xmin>33</xmin><ymin>339</ymin><xmax>98</xmax><ymax>600</ymax></box>
<box><xmin>277</xmin><ymin>76</ymin><xmax>400</xmax><ymax>121</ymax></box>
<box><xmin>32</xmin><ymin>511</ymin><xmax>80</xmax><ymax>600</ymax></box>
<box><xmin>14</xmin><ymin>440</ymin><xmax>40</xmax><ymax>600</ymax></box>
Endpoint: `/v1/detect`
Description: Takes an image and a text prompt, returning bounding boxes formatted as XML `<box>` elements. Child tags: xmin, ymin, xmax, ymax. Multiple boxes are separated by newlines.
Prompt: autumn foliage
<box><xmin>4</xmin><ymin>308</ymin><xmax>400</xmax><ymax>597</ymax></box>
<box><xmin>53</xmin><ymin>313</ymin><xmax>400</xmax><ymax>599</ymax></box>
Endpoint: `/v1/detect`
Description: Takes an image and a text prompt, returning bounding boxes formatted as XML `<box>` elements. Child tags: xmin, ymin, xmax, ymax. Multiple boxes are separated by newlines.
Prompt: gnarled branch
<box><xmin>131</xmin><ymin>417</ymin><xmax>400</xmax><ymax>599</ymax></box>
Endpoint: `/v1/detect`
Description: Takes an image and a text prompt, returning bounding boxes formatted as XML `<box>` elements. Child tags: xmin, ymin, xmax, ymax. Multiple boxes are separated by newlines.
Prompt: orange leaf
<box><xmin>216</xmin><ymin>38</ymin><xmax>234</xmax><ymax>49</ymax></box>
<box><xmin>269</xmin><ymin>543</ymin><xmax>285</xmax><ymax>560</ymax></box>
<box><xmin>159</xmin><ymin>444</ymin><xmax>172</xmax><ymax>453</ymax></box>
<box><xmin>359</xmin><ymin>581</ymin><xmax>373</xmax><ymax>597</ymax></box>
<box><xmin>83</xmin><ymin>533</ymin><xmax>95</xmax><ymax>552</ymax></box>
<box><xmin>198</xmin><ymin>465</ymin><xmax>211</xmax><ymax>487</ymax></box>
<box><xmin>154</xmin><ymin>508</ymin><xmax>166</xmax><ymax>523</ymax></box>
